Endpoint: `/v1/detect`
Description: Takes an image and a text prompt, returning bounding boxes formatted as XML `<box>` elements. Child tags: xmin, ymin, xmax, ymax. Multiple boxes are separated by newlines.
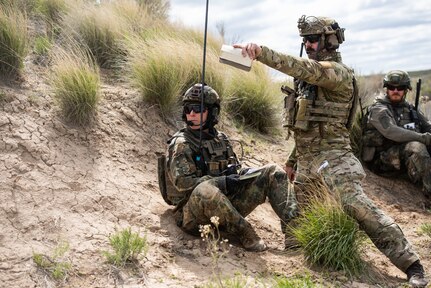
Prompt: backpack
<box><xmin>157</xmin><ymin>154</ymin><xmax>173</xmax><ymax>205</ymax></box>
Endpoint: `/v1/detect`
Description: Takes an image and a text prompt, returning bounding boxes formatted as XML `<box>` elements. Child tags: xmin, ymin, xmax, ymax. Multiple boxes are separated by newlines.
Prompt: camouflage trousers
<box><xmin>371</xmin><ymin>141</ymin><xmax>431</xmax><ymax>196</ymax></box>
<box><xmin>293</xmin><ymin>150</ymin><xmax>419</xmax><ymax>272</ymax></box>
<box><xmin>177</xmin><ymin>164</ymin><xmax>297</xmax><ymax>238</ymax></box>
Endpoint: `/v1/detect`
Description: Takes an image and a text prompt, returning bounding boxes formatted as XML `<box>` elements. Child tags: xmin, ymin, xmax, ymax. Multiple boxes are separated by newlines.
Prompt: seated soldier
<box><xmin>158</xmin><ymin>83</ymin><xmax>297</xmax><ymax>251</ymax></box>
<box><xmin>362</xmin><ymin>70</ymin><xmax>431</xmax><ymax>197</ymax></box>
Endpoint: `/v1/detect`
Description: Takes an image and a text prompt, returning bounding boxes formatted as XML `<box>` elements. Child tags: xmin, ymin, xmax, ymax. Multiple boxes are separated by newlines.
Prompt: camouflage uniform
<box><xmin>166</xmin><ymin>124</ymin><xmax>297</xmax><ymax>250</ymax></box>
<box><xmin>255</xmin><ymin>41</ymin><xmax>419</xmax><ymax>272</ymax></box>
<box><xmin>363</xmin><ymin>95</ymin><xmax>431</xmax><ymax>195</ymax></box>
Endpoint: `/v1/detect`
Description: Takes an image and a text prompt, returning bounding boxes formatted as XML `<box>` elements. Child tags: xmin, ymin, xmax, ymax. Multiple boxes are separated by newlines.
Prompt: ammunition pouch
<box><xmin>293</xmin><ymin>99</ymin><xmax>352</xmax><ymax>131</ymax></box>
<box><xmin>281</xmin><ymin>85</ymin><xmax>296</xmax><ymax>128</ymax></box>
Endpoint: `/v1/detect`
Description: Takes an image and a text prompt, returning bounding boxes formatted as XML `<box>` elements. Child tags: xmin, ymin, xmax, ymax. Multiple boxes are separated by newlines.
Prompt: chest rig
<box><xmin>390</xmin><ymin>103</ymin><xmax>421</xmax><ymax>132</ymax></box>
<box><xmin>183</xmin><ymin>129</ymin><xmax>237</xmax><ymax>177</ymax></box>
<box><xmin>283</xmin><ymin>80</ymin><xmax>354</xmax><ymax>131</ymax></box>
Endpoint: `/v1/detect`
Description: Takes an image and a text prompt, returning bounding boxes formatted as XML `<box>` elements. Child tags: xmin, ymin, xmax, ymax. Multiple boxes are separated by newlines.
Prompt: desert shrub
<box><xmin>0</xmin><ymin>0</ymin><xmax>37</xmax><ymax>13</ymax></box>
<box><xmin>34</xmin><ymin>35</ymin><xmax>52</xmax><ymax>55</ymax></box>
<box><xmin>110</xmin><ymin>0</ymin><xmax>155</xmax><ymax>34</ymax></box>
<box><xmin>290</xmin><ymin>179</ymin><xmax>366</xmax><ymax>277</ymax></box>
<box><xmin>0</xmin><ymin>5</ymin><xmax>29</xmax><ymax>78</ymax></box>
<box><xmin>136</xmin><ymin>0</ymin><xmax>169</xmax><ymax>21</ymax></box>
<box><xmin>36</xmin><ymin>0</ymin><xmax>68</xmax><ymax>39</ymax></box>
<box><xmin>224</xmin><ymin>64</ymin><xmax>280</xmax><ymax>133</ymax></box>
<box><xmin>103</xmin><ymin>227</ymin><xmax>148</xmax><ymax>267</ymax></box>
<box><xmin>33</xmin><ymin>242</ymin><xmax>72</xmax><ymax>281</ymax></box>
<box><xmin>128</xmin><ymin>36</ymin><xmax>223</xmax><ymax>118</ymax></box>
<box><xmin>51</xmin><ymin>45</ymin><xmax>100</xmax><ymax>125</ymax></box>
<box><xmin>63</xmin><ymin>3</ymin><xmax>128</xmax><ymax>69</ymax></box>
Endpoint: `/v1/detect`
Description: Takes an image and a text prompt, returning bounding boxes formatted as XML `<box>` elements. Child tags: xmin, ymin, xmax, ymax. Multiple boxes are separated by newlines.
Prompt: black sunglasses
<box><xmin>387</xmin><ymin>85</ymin><xmax>407</xmax><ymax>91</ymax></box>
<box><xmin>303</xmin><ymin>34</ymin><xmax>321</xmax><ymax>43</ymax></box>
<box><xmin>184</xmin><ymin>104</ymin><xmax>207</xmax><ymax>114</ymax></box>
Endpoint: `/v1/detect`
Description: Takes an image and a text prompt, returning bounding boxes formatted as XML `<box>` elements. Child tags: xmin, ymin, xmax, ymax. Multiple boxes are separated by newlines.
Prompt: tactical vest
<box><xmin>283</xmin><ymin>78</ymin><xmax>358</xmax><ymax>131</ymax></box>
<box><xmin>157</xmin><ymin>128</ymin><xmax>238</xmax><ymax>206</ymax></box>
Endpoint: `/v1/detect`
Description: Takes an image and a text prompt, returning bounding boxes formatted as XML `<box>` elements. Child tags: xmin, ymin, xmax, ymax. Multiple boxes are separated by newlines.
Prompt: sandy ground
<box><xmin>1</xmin><ymin>50</ymin><xmax>431</xmax><ymax>288</ymax></box>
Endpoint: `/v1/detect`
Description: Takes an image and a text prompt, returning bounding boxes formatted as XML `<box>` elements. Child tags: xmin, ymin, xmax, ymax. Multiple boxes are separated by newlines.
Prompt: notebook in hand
<box><xmin>219</xmin><ymin>44</ymin><xmax>252</xmax><ymax>71</ymax></box>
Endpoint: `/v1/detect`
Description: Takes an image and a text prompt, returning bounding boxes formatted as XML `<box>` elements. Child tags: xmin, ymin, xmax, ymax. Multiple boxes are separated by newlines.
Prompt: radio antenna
<box><xmin>199</xmin><ymin>0</ymin><xmax>210</xmax><ymax>149</ymax></box>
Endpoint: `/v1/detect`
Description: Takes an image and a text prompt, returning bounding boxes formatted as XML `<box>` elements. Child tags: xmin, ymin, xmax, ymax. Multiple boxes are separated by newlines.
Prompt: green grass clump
<box><xmin>103</xmin><ymin>227</ymin><xmax>148</xmax><ymax>267</ymax></box>
<box><xmin>201</xmin><ymin>275</ymin><xmax>247</xmax><ymax>288</ymax></box>
<box><xmin>51</xmin><ymin>45</ymin><xmax>100</xmax><ymax>125</ymax></box>
<box><xmin>419</xmin><ymin>223</ymin><xmax>431</xmax><ymax>238</ymax></box>
<box><xmin>292</xmin><ymin>202</ymin><xmax>365</xmax><ymax>276</ymax></box>
<box><xmin>128</xmin><ymin>36</ymin><xmax>223</xmax><ymax>118</ymax></box>
<box><xmin>273</xmin><ymin>273</ymin><xmax>320</xmax><ymax>288</ymax></box>
<box><xmin>34</xmin><ymin>36</ymin><xmax>52</xmax><ymax>56</ymax></box>
<box><xmin>32</xmin><ymin>242</ymin><xmax>72</xmax><ymax>281</ymax></box>
<box><xmin>224</xmin><ymin>64</ymin><xmax>280</xmax><ymax>133</ymax></box>
<box><xmin>0</xmin><ymin>0</ymin><xmax>36</xmax><ymax>13</ymax></box>
<box><xmin>290</xmin><ymin>182</ymin><xmax>365</xmax><ymax>277</ymax></box>
<box><xmin>0</xmin><ymin>5</ymin><xmax>29</xmax><ymax>78</ymax></box>
<box><xmin>66</xmin><ymin>4</ymin><xmax>128</xmax><ymax>69</ymax></box>
<box><xmin>36</xmin><ymin>0</ymin><xmax>68</xmax><ymax>39</ymax></box>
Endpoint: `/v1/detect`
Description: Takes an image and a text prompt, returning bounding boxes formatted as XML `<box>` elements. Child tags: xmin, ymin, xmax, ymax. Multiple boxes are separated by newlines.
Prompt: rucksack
<box><xmin>157</xmin><ymin>154</ymin><xmax>173</xmax><ymax>205</ymax></box>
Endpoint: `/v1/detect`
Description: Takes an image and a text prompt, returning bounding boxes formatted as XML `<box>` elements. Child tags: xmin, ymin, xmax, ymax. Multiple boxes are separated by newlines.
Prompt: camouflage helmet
<box><xmin>182</xmin><ymin>83</ymin><xmax>221</xmax><ymax>127</ymax></box>
<box><xmin>182</xmin><ymin>83</ymin><xmax>220</xmax><ymax>108</ymax></box>
<box><xmin>383</xmin><ymin>70</ymin><xmax>412</xmax><ymax>90</ymax></box>
<box><xmin>297</xmin><ymin>15</ymin><xmax>345</xmax><ymax>50</ymax></box>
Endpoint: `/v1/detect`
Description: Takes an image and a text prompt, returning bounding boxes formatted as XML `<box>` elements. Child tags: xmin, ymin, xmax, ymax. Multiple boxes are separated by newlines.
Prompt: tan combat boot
<box><xmin>239</xmin><ymin>222</ymin><xmax>267</xmax><ymax>252</ymax></box>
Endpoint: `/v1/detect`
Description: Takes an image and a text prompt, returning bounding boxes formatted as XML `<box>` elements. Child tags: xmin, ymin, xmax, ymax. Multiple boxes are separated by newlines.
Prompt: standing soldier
<box><xmin>362</xmin><ymin>70</ymin><xmax>431</xmax><ymax>196</ymax></box>
<box><xmin>158</xmin><ymin>83</ymin><xmax>297</xmax><ymax>252</ymax></box>
<box><xmin>234</xmin><ymin>15</ymin><xmax>428</xmax><ymax>287</ymax></box>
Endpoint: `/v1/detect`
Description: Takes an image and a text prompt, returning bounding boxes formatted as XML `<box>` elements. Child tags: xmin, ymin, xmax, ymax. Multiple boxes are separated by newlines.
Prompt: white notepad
<box><xmin>219</xmin><ymin>44</ymin><xmax>252</xmax><ymax>71</ymax></box>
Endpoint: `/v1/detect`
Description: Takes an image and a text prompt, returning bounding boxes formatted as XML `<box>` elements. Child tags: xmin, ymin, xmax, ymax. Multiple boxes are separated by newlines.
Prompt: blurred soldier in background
<box><xmin>158</xmin><ymin>83</ymin><xmax>297</xmax><ymax>252</ymax></box>
<box><xmin>234</xmin><ymin>16</ymin><xmax>428</xmax><ymax>287</ymax></box>
<box><xmin>362</xmin><ymin>70</ymin><xmax>431</xmax><ymax>198</ymax></box>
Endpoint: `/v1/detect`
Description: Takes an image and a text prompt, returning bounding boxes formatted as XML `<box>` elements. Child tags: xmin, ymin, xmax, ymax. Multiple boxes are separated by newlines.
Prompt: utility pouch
<box><xmin>282</xmin><ymin>93</ymin><xmax>296</xmax><ymax>128</ymax></box>
<box><xmin>281</xmin><ymin>85</ymin><xmax>296</xmax><ymax>128</ymax></box>
<box><xmin>294</xmin><ymin>98</ymin><xmax>309</xmax><ymax>131</ymax></box>
<box><xmin>207</xmin><ymin>161</ymin><xmax>220</xmax><ymax>176</ymax></box>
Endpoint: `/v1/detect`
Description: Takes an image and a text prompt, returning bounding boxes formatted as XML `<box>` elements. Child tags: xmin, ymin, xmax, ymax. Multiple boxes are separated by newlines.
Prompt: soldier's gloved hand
<box><xmin>225</xmin><ymin>174</ymin><xmax>243</xmax><ymax>195</ymax></box>
<box><xmin>222</xmin><ymin>164</ymin><xmax>238</xmax><ymax>176</ymax></box>
<box><xmin>422</xmin><ymin>132</ymin><xmax>431</xmax><ymax>146</ymax></box>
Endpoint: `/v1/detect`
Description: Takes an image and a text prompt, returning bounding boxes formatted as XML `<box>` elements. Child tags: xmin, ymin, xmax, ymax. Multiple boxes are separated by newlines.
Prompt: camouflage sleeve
<box><xmin>257</xmin><ymin>46</ymin><xmax>351</xmax><ymax>91</ymax></box>
<box><xmin>168</xmin><ymin>139</ymin><xmax>211</xmax><ymax>193</ymax></box>
<box><xmin>418</xmin><ymin>112</ymin><xmax>431</xmax><ymax>133</ymax></box>
<box><xmin>369</xmin><ymin>103</ymin><xmax>425</xmax><ymax>143</ymax></box>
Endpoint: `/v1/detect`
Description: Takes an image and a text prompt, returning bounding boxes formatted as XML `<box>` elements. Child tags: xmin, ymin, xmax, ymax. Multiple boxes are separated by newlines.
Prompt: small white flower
<box><xmin>210</xmin><ymin>216</ymin><xmax>220</xmax><ymax>226</ymax></box>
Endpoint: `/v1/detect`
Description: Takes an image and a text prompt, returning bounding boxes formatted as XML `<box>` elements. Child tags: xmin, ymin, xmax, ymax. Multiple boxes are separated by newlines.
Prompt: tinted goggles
<box><xmin>303</xmin><ymin>34</ymin><xmax>321</xmax><ymax>43</ymax></box>
<box><xmin>184</xmin><ymin>104</ymin><xmax>207</xmax><ymax>114</ymax></box>
<box><xmin>386</xmin><ymin>85</ymin><xmax>407</xmax><ymax>91</ymax></box>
